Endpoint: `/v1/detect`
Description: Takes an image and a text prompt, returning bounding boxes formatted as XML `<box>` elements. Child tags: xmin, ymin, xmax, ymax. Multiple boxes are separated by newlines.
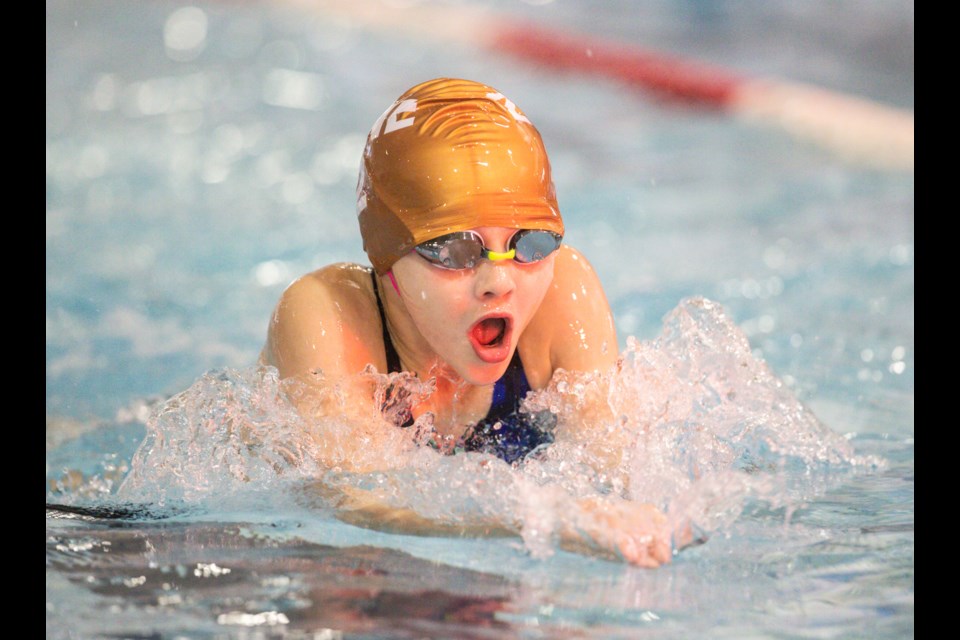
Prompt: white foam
<box><xmin>114</xmin><ymin>297</ymin><xmax>884</xmax><ymax>560</ymax></box>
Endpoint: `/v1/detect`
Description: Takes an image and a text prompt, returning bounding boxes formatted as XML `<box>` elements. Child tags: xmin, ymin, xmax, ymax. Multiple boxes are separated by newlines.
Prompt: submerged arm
<box><xmin>311</xmin><ymin>467</ymin><xmax>683</xmax><ymax>568</ymax></box>
<box><xmin>312</xmin><ymin>480</ymin><xmax>516</xmax><ymax>538</ymax></box>
<box><xmin>263</xmin><ymin>259</ymin><xmax>681</xmax><ymax>566</ymax></box>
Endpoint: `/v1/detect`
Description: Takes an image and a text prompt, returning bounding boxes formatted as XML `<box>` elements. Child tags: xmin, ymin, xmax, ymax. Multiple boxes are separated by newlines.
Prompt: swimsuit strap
<box><xmin>461</xmin><ymin>350</ymin><xmax>554</xmax><ymax>464</ymax></box>
<box><xmin>488</xmin><ymin>349</ymin><xmax>530</xmax><ymax>419</ymax></box>
<box><xmin>371</xmin><ymin>269</ymin><xmax>402</xmax><ymax>373</ymax></box>
<box><xmin>370</xmin><ymin>268</ymin><xmax>552</xmax><ymax>463</ymax></box>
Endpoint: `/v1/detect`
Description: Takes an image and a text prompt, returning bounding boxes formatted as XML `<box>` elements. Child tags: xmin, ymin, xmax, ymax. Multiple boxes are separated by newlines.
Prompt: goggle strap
<box><xmin>386</xmin><ymin>270</ymin><xmax>400</xmax><ymax>294</ymax></box>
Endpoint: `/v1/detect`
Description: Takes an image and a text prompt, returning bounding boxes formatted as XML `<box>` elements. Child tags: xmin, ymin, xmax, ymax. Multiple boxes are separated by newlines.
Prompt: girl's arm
<box><xmin>317</xmin><ymin>481</ymin><xmax>679</xmax><ymax>568</ymax></box>
<box><xmin>521</xmin><ymin>245</ymin><xmax>619</xmax><ymax>389</ymax></box>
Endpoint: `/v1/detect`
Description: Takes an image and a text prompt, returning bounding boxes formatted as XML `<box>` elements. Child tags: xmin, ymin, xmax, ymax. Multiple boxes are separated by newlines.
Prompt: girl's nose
<box><xmin>473</xmin><ymin>258</ymin><xmax>517</xmax><ymax>300</ymax></box>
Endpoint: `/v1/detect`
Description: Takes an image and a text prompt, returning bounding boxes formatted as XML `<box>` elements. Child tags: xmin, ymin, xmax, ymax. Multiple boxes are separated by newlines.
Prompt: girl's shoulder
<box><xmin>280</xmin><ymin>262</ymin><xmax>380</xmax><ymax>315</ymax></box>
<box><xmin>296</xmin><ymin>261</ymin><xmax>375</xmax><ymax>292</ymax></box>
<box><xmin>262</xmin><ymin>262</ymin><xmax>386</xmax><ymax>378</ymax></box>
<box><xmin>521</xmin><ymin>245</ymin><xmax>618</xmax><ymax>388</ymax></box>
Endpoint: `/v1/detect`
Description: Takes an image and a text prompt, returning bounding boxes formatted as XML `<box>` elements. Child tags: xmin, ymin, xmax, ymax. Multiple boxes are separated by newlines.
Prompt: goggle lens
<box><xmin>437</xmin><ymin>236</ymin><xmax>484</xmax><ymax>269</ymax></box>
<box><xmin>414</xmin><ymin>230</ymin><xmax>562</xmax><ymax>270</ymax></box>
<box><xmin>513</xmin><ymin>229</ymin><xmax>562</xmax><ymax>263</ymax></box>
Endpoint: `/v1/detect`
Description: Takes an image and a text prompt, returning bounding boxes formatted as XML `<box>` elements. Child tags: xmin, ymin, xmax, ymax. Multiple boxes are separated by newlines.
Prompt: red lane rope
<box><xmin>280</xmin><ymin>0</ymin><xmax>913</xmax><ymax>171</ymax></box>
<box><xmin>491</xmin><ymin>22</ymin><xmax>745</xmax><ymax>108</ymax></box>
<box><xmin>488</xmin><ymin>19</ymin><xmax>911</xmax><ymax>171</ymax></box>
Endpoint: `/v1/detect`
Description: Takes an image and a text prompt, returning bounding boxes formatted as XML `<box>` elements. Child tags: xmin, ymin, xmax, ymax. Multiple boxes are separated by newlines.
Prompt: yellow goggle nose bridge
<box><xmin>484</xmin><ymin>248</ymin><xmax>516</xmax><ymax>262</ymax></box>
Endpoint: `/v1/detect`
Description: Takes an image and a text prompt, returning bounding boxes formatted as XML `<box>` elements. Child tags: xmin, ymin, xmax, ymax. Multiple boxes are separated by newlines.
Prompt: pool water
<box><xmin>46</xmin><ymin>1</ymin><xmax>913</xmax><ymax>638</ymax></box>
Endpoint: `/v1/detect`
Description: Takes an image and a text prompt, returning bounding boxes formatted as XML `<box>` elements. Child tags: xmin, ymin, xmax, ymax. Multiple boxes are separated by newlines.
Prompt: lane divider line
<box><xmin>291</xmin><ymin>0</ymin><xmax>914</xmax><ymax>172</ymax></box>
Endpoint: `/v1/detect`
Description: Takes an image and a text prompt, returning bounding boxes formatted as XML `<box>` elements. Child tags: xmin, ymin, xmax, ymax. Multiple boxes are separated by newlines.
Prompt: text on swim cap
<box><xmin>369</xmin><ymin>92</ymin><xmax>532</xmax><ymax>142</ymax></box>
<box><xmin>484</xmin><ymin>92</ymin><xmax>531</xmax><ymax>124</ymax></box>
<box><xmin>383</xmin><ymin>99</ymin><xmax>418</xmax><ymax>135</ymax></box>
<box><xmin>368</xmin><ymin>99</ymin><xmax>417</xmax><ymax>141</ymax></box>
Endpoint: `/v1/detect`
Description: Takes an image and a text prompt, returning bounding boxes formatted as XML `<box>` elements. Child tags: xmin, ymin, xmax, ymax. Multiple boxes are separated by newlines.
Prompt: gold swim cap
<box><xmin>357</xmin><ymin>77</ymin><xmax>564</xmax><ymax>275</ymax></box>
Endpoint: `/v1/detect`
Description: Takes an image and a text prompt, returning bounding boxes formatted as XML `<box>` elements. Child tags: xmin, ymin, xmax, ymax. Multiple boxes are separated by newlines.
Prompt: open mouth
<box><xmin>468</xmin><ymin>315</ymin><xmax>513</xmax><ymax>363</ymax></box>
<box><xmin>473</xmin><ymin>317</ymin><xmax>507</xmax><ymax>347</ymax></box>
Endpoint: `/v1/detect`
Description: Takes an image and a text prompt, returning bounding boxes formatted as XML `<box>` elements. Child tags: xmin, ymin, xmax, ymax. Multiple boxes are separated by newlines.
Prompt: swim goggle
<box><xmin>413</xmin><ymin>229</ymin><xmax>563</xmax><ymax>270</ymax></box>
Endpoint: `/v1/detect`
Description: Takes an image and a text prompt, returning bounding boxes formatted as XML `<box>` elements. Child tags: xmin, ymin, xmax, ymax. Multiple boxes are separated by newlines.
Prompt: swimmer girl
<box><xmin>260</xmin><ymin>78</ymin><xmax>697</xmax><ymax>567</ymax></box>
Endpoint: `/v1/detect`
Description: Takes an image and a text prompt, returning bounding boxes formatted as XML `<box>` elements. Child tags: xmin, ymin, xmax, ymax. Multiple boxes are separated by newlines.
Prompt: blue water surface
<box><xmin>46</xmin><ymin>1</ymin><xmax>913</xmax><ymax>638</ymax></box>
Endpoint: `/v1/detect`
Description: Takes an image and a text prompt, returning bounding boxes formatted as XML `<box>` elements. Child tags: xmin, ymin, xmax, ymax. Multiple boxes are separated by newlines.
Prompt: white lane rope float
<box><xmin>292</xmin><ymin>0</ymin><xmax>913</xmax><ymax>173</ymax></box>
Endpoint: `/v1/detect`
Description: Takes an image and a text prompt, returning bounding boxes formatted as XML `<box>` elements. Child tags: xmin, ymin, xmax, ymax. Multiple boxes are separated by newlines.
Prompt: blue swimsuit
<box><xmin>372</xmin><ymin>272</ymin><xmax>555</xmax><ymax>463</ymax></box>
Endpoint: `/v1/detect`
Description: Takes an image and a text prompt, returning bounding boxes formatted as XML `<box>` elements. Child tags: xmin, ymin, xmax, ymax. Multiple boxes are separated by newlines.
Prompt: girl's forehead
<box><xmin>468</xmin><ymin>226</ymin><xmax>518</xmax><ymax>241</ymax></box>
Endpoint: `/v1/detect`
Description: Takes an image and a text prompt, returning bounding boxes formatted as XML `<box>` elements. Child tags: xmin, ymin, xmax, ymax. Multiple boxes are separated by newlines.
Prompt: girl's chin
<box><xmin>431</xmin><ymin>341</ymin><xmax>515</xmax><ymax>386</ymax></box>
<box><xmin>460</xmin><ymin>358</ymin><xmax>513</xmax><ymax>386</ymax></box>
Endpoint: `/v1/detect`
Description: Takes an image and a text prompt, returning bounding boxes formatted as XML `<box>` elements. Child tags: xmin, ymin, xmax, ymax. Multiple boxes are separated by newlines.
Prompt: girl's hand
<box><xmin>564</xmin><ymin>496</ymin><xmax>679</xmax><ymax>568</ymax></box>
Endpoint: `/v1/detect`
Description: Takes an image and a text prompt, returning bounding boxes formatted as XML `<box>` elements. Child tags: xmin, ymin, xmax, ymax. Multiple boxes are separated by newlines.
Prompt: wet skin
<box><xmin>386</xmin><ymin>226</ymin><xmax>556</xmax><ymax>387</ymax></box>
<box><xmin>257</xmin><ymin>230</ymin><xmax>698</xmax><ymax>567</ymax></box>
<box><xmin>261</xmin><ymin>226</ymin><xmax>619</xmax><ymax>434</ymax></box>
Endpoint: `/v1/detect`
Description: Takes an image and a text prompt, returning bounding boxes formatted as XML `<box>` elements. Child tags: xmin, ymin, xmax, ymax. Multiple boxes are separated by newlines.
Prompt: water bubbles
<box><xmin>116</xmin><ymin>366</ymin><xmax>334</xmax><ymax>503</ymax></box>
<box><xmin>262</xmin><ymin>69</ymin><xmax>325</xmax><ymax>111</ymax></box>
<box><xmin>216</xmin><ymin>610</ymin><xmax>289</xmax><ymax>627</ymax></box>
<box><xmin>110</xmin><ymin>298</ymin><xmax>881</xmax><ymax>564</ymax></box>
<box><xmin>255</xmin><ymin>149</ymin><xmax>292</xmax><ymax>187</ymax></box>
<box><xmin>857</xmin><ymin>344</ymin><xmax>908</xmax><ymax>379</ymax></box>
<box><xmin>200</xmin><ymin>158</ymin><xmax>230</xmax><ymax>184</ymax></box>
<box><xmin>77</xmin><ymin>145</ymin><xmax>109</xmax><ymax>180</ymax></box>
<box><xmin>90</xmin><ymin>74</ymin><xmax>120</xmax><ymax>111</ymax></box>
<box><xmin>616</xmin><ymin>312</ymin><xmax>640</xmax><ymax>334</ymax></box>
<box><xmin>281</xmin><ymin>172</ymin><xmax>315</xmax><ymax>204</ymax></box>
<box><xmin>762</xmin><ymin>244</ymin><xmax>787</xmax><ymax>270</ymax></box>
<box><xmin>310</xmin><ymin>135</ymin><xmax>365</xmax><ymax>186</ymax></box>
<box><xmin>211</xmin><ymin>124</ymin><xmax>245</xmax><ymax>158</ymax></box>
<box><xmin>164</xmin><ymin>7</ymin><xmax>208</xmax><ymax>62</ymax></box>
<box><xmin>717</xmin><ymin>276</ymin><xmax>783</xmax><ymax>300</ymax></box>
<box><xmin>259</xmin><ymin>40</ymin><xmax>304</xmax><ymax>69</ymax></box>
<box><xmin>888</xmin><ymin>244</ymin><xmax>912</xmax><ymax>266</ymax></box>
<box><xmin>194</xmin><ymin>562</ymin><xmax>231</xmax><ymax>578</ymax></box>
<box><xmin>252</xmin><ymin>259</ymin><xmax>293</xmax><ymax>287</ymax></box>
<box><xmin>889</xmin><ymin>345</ymin><xmax>907</xmax><ymax>375</ymax></box>
<box><xmin>222</xmin><ymin>14</ymin><xmax>264</xmax><ymax>60</ymax></box>
<box><xmin>122</xmin><ymin>73</ymin><xmax>208</xmax><ymax>118</ymax></box>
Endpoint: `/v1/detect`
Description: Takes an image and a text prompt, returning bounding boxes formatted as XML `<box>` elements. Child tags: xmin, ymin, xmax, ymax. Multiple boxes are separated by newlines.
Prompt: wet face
<box><xmin>389</xmin><ymin>226</ymin><xmax>556</xmax><ymax>386</ymax></box>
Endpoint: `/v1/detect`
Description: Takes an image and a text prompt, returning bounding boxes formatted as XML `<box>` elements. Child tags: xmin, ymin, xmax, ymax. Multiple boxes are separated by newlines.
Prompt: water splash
<box><xmin>524</xmin><ymin>297</ymin><xmax>882</xmax><ymax>531</ymax></box>
<box><xmin>116</xmin><ymin>365</ymin><xmax>437</xmax><ymax>506</ymax></box>
<box><xmin>105</xmin><ymin>297</ymin><xmax>882</xmax><ymax>560</ymax></box>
